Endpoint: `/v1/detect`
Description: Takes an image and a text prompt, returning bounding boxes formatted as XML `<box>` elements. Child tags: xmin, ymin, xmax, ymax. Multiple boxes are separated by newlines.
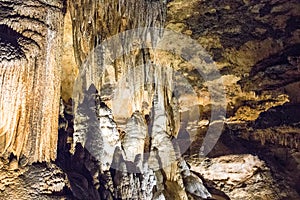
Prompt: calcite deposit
<box><xmin>0</xmin><ymin>0</ymin><xmax>299</xmax><ymax>199</ymax></box>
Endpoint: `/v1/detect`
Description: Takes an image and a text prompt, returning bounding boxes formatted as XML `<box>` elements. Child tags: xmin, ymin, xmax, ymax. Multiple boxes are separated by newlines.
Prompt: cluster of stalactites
<box><xmin>252</xmin><ymin>128</ymin><xmax>300</xmax><ymax>149</ymax></box>
<box><xmin>69</xmin><ymin>0</ymin><xmax>167</xmax><ymax>68</ymax></box>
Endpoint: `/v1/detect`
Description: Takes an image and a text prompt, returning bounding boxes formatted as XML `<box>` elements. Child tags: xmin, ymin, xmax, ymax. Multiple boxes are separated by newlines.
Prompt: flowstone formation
<box><xmin>63</xmin><ymin>0</ymin><xmax>300</xmax><ymax>199</ymax></box>
<box><xmin>65</xmin><ymin>0</ymin><xmax>219</xmax><ymax>199</ymax></box>
<box><xmin>0</xmin><ymin>0</ymin><xmax>299</xmax><ymax>199</ymax></box>
<box><xmin>0</xmin><ymin>0</ymin><xmax>64</xmax><ymax>164</ymax></box>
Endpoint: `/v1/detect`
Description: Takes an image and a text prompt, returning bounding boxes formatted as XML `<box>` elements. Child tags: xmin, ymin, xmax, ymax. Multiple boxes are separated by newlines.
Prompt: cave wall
<box><xmin>0</xmin><ymin>0</ymin><xmax>299</xmax><ymax>199</ymax></box>
<box><xmin>166</xmin><ymin>0</ymin><xmax>300</xmax><ymax>148</ymax></box>
<box><xmin>62</xmin><ymin>0</ymin><xmax>300</xmax><ymax>151</ymax></box>
<box><xmin>63</xmin><ymin>0</ymin><xmax>300</xmax><ymax>199</ymax></box>
<box><xmin>0</xmin><ymin>0</ymin><xmax>65</xmax><ymax>163</ymax></box>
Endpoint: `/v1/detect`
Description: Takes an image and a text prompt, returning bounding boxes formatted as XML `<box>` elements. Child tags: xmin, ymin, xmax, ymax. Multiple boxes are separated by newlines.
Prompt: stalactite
<box><xmin>69</xmin><ymin>1</ymin><xmax>214</xmax><ymax>199</ymax></box>
<box><xmin>240</xmin><ymin>126</ymin><xmax>300</xmax><ymax>149</ymax></box>
<box><xmin>0</xmin><ymin>0</ymin><xmax>64</xmax><ymax>163</ymax></box>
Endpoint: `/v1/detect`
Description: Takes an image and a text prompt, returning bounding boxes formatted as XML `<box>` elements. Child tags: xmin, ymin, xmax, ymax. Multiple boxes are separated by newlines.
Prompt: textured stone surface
<box><xmin>0</xmin><ymin>0</ymin><xmax>64</xmax><ymax>163</ymax></box>
<box><xmin>61</xmin><ymin>10</ymin><xmax>78</xmax><ymax>102</ymax></box>
<box><xmin>0</xmin><ymin>162</ymin><xmax>68</xmax><ymax>199</ymax></box>
<box><xmin>189</xmin><ymin>154</ymin><xmax>283</xmax><ymax>199</ymax></box>
<box><xmin>65</xmin><ymin>0</ymin><xmax>300</xmax><ymax>199</ymax></box>
<box><xmin>0</xmin><ymin>0</ymin><xmax>300</xmax><ymax>199</ymax></box>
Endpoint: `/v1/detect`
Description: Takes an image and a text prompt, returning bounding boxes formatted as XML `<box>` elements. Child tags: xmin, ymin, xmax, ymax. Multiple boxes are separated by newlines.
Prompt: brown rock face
<box><xmin>0</xmin><ymin>0</ymin><xmax>64</xmax><ymax>163</ymax></box>
<box><xmin>0</xmin><ymin>0</ymin><xmax>299</xmax><ymax>199</ymax></box>
<box><xmin>189</xmin><ymin>154</ymin><xmax>298</xmax><ymax>200</ymax></box>
<box><xmin>165</xmin><ymin>0</ymin><xmax>300</xmax><ymax>151</ymax></box>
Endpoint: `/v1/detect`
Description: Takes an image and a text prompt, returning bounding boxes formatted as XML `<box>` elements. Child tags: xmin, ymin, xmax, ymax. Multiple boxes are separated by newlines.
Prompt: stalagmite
<box><xmin>178</xmin><ymin>159</ymin><xmax>212</xmax><ymax>199</ymax></box>
<box><xmin>1</xmin><ymin>0</ymin><xmax>299</xmax><ymax>199</ymax></box>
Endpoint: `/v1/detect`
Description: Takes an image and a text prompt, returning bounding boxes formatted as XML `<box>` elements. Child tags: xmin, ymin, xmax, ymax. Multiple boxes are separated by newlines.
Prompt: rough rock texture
<box><xmin>197</xmin><ymin>129</ymin><xmax>300</xmax><ymax>200</ymax></box>
<box><xmin>178</xmin><ymin>159</ymin><xmax>211</xmax><ymax>199</ymax></box>
<box><xmin>164</xmin><ymin>1</ymin><xmax>300</xmax><ymax>198</ymax></box>
<box><xmin>0</xmin><ymin>0</ymin><xmax>65</xmax><ymax>163</ymax></box>
<box><xmin>189</xmin><ymin>154</ymin><xmax>289</xmax><ymax>200</ymax></box>
<box><xmin>64</xmin><ymin>0</ymin><xmax>300</xmax><ymax>199</ymax></box>
<box><xmin>0</xmin><ymin>161</ymin><xmax>68</xmax><ymax>199</ymax></box>
<box><xmin>0</xmin><ymin>0</ymin><xmax>300</xmax><ymax>199</ymax></box>
<box><xmin>166</xmin><ymin>0</ymin><xmax>300</xmax><ymax>146</ymax></box>
<box><xmin>58</xmin><ymin>95</ymin><xmax>161</xmax><ymax>200</ymax></box>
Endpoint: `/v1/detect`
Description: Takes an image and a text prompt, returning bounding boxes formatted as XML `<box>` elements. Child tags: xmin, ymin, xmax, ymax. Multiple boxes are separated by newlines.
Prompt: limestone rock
<box><xmin>0</xmin><ymin>163</ymin><xmax>68</xmax><ymax>199</ymax></box>
<box><xmin>178</xmin><ymin>159</ymin><xmax>211</xmax><ymax>199</ymax></box>
<box><xmin>0</xmin><ymin>0</ymin><xmax>64</xmax><ymax>163</ymax></box>
<box><xmin>1</xmin><ymin>0</ymin><xmax>300</xmax><ymax>199</ymax></box>
<box><xmin>189</xmin><ymin>154</ymin><xmax>298</xmax><ymax>200</ymax></box>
